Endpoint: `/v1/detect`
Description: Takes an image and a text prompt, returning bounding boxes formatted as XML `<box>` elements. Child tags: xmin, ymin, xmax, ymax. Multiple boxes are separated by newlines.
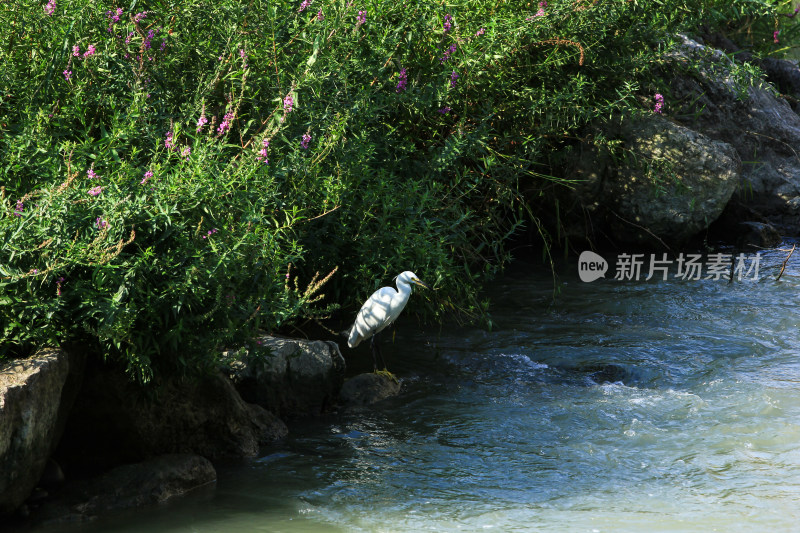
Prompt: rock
<box><xmin>559</xmin><ymin>115</ymin><xmax>740</xmax><ymax>246</ymax></box>
<box><xmin>0</xmin><ymin>348</ymin><xmax>72</xmax><ymax>515</ymax></box>
<box><xmin>34</xmin><ymin>454</ymin><xmax>215</xmax><ymax>524</ymax></box>
<box><xmin>608</xmin><ymin>116</ymin><xmax>741</xmax><ymax>244</ymax></box>
<box><xmin>735</xmin><ymin>221</ymin><xmax>782</xmax><ymax>250</ymax></box>
<box><xmin>339</xmin><ymin>373</ymin><xmax>401</xmax><ymax>407</ymax></box>
<box><xmin>668</xmin><ymin>35</ymin><xmax>800</xmax><ymax>233</ymax></box>
<box><xmin>223</xmin><ymin>335</ymin><xmax>346</xmax><ymax>419</ymax></box>
<box><xmin>54</xmin><ymin>363</ymin><xmax>287</xmax><ymax>478</ymax></box>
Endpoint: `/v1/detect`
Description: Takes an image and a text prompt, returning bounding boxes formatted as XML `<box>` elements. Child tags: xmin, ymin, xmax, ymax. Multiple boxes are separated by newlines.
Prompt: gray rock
<box><xmin>735</xmin><ymin>221</ymin><xmax>782</xmax><ymax>250</ymax></box>
<box><xmin>34</xmin><ymin>454</ymin><xmax>216</xmax><ymax>524</ymax></box>
<box><xmin>668</xmin><ymin>35</ymin><xmax>800</xmax><ymax>232</ymax></box>
<box><xmin>0</xmin><ymin>349</ymin><xmax>70</xmax><ymax>514</ymax></box>
<box><xmin>606</xmin><ymin>116</ymin><xmax>741</xmax><ymax>244</ymax></box>
<box><xmin>224</xmin><ymin>335</ymin><xmax>346</xmax><ymax>419</ymax></box>
<box><xmin>563</xmin><ymin>115</ymin><xmax>740</xmax><ymax>246</ymax></box>
<box><xmin>56</xmin><ymin>366</ymin><xmax>287</xmax><ymax>476</ymax></box>
<box><xmin>339</xmin><ymin>373</ymin><xmax>401</xmax><ymax>407</ymax></box>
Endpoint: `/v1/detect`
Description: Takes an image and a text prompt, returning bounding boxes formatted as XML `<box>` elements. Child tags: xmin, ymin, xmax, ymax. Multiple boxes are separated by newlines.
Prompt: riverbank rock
<box><xmin>667</xmin><ymin>34</ymin><xmax>800</xmax><ymax>234</ymax></box>
<box><xmin>33</xmin><ymin>454</ymin><xmax>215</xmax><ymax>524</ymax></box>
<box><xmin>223</xmin><ymin>334</ymin><xmax>346</xmax><ymax>419</ymax></box>
<box><xmin>339</xmin><ymin>373</ymin><xmax>401</xmax><ymax>407</ymax></box>
<box><xmin>0</xmin><ymin>348</ymin><xmax>82</xmax><ymax>515</ymax></box>
<box><xmin>559</xmin><ymin>114</ymin><xmax>740</xmax><ymax>246</ymax></box>
<box><xmin>54</xmin><ymin>362</ymin><xmax>287</xmax><ymax>479</ymax></box>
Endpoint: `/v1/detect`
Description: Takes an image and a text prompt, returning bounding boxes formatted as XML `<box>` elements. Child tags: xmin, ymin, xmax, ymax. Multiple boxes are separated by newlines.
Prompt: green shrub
<box><xmin>0</xmin><ymin>0</ymin><xmax>782</xmax><ymax>380</ymax></box>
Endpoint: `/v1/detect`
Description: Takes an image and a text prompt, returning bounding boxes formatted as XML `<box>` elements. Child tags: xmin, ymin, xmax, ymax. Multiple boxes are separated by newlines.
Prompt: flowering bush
<box><xmin>0</xmin><ymin>0</ymin><xmax>786</xmax><ymax>380</ymax></box>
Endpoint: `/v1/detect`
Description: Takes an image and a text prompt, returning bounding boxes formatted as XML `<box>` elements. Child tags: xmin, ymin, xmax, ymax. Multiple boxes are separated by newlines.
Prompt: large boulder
<box><xmin>33</xmin><ymin>454</ymin><xmax>216</xmax><ymax>524</ymax></box>
<box><xmin>561</xmin><ymin>115</ymin><xmax>740</xmax><ymax>246</ymax></box>
<box><xmin>54</xmin><ymin>363</ymin><xmax>287</xmax><ymax>479</ymax></box>
<box><xmin>224</xmin><ymin>334</ymin><xmax>346</xmax><ymax>419</ymax></box>
<box><xmin>668</xmin><ymin>34</ymin><xmax>800</xmax><ymax>232</ymax></box>
<box><xmin>339</xmin><ymin>373</ymin><xmax>401</xmax><ymax>408</ymax></box>
<box><xmin>0</xmin><ymin>348</ymin><xmax>76</xmax><ymax>515</ymax></box>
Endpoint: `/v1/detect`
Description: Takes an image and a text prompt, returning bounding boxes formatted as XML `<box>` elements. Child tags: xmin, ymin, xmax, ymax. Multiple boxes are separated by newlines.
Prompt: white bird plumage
<box><xmin>347</xmin><ymin>271</ymin><xmax>430</xmax><ymax>350</ymax></box>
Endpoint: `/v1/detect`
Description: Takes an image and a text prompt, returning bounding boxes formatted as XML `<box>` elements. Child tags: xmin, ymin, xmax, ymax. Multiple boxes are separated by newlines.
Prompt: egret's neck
<box><xmin>395</xmin><ymin>280</ymin><xmax>413</xmax><ymax>299</ymax></box>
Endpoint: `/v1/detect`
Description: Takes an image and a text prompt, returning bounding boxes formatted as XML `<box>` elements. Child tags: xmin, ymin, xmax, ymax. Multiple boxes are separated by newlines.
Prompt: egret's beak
<box><xmin>412</xmin><ymin>277</ymin><xmax>431</xmax><ymax>290</ymax></box>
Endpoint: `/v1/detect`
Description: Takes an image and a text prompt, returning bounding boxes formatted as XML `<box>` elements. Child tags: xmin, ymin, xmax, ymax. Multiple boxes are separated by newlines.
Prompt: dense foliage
<box><xmin>0</xmin><ymin>0</ymin><xmax>789</xmax><ymax>380</ymax></box>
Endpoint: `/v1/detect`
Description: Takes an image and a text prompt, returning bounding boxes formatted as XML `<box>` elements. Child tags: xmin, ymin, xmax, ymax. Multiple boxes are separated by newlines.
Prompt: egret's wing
<box><xmin>348</xmin><ymin>287</ymin><xmax>396</xmax><ymax>347</ymax></box>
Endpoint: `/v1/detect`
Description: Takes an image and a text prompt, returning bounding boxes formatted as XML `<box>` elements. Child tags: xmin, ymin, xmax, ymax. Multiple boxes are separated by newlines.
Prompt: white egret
<box><xmin>347</xmin><ymin>271</ymin><xmax>431</xmax><ymax>372</ymax></box>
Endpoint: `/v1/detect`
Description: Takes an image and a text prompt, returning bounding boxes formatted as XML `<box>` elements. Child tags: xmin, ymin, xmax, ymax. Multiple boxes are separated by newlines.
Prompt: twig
<box><xmin>776</xmin><ymin>243</ymin><xmax>795</xmax><ymax>282</ymax></box>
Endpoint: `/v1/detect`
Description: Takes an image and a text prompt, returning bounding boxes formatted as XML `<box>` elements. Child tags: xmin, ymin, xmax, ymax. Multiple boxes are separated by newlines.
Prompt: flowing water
<box><xmin>36</xmin><ymin>245</ymin><xmax>800</xmax><ymax>532</ymax></box>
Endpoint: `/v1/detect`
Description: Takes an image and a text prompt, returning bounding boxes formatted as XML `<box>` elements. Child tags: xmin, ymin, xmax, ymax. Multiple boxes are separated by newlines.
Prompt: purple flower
<box><xmin>440</xmin><ymin>43</ymin><xmax>457</xmax><ymax>63</ymax></box>
<box><xmin>654</xmin><ymin>93</ymin><xmax>664</xmax><ymax>114</ymax></box>
<box><xmin>44</xmin><ymin>0</ymin><xmax>56</xmax><ymax>15</ymax></box>
<box><xmin>83</xmin><ymin>44</ymin><xmax>96</xmax><ymax>58</ymax></box>
<box><xmin>95</xmin><ymin>217</ymin><xmax>109</xmax><ymax>230</ymax></box>
<box><xmin>165</xmin><ymin>130</ymin><xmax>174</xmax><ymax>149</ymax></box>
<box><xmin>144</xmin><ymin>28</ymin><xmax>159</xmax><ymax>50</ymax></box>
<box><xmin>299</xmin><ymin>0</ymin><xmax>312</xmax><ymax>12</ymax></box>
<box><xmin>317</xmin><ymin>9</ymin><xmax>324</xmax><ymax>21</ymax></box>
<box><xmin>134</xmin><ymin>11</ymin><xmax>148</xmax><ymax>22</ymax></box>
<box><xmin>87</xmin><ymin>168</ymin><xmax>98</xmax><ymax>179</ymax></box>
<box><xmin>56</xmin><ymin>277</ymin><xmax>65</xmax><ymax>297</ymax></box>
<box><xmin>396</xmin><ymin>67</ymin><xmax>408</xmax><ymax>93</ymax></box>
<box><xmin>196</xmin><ymin>112</ymin><xmax>208</xmax><ymax>132</ymax></box>
<box><xmin>217</xmin><ymin>110</ymin><xmax>234</xmax><ymax>134</ymax></box>
<box><xmin>125</xmin><ymin>32</ymin><xmax>134</xmax><ymax>45</ymax></box>
<box><xmin>161</xmin><ymin>40</ymin><xmax>167</xmax><ymax>51</ymax></box>
<box><xmin>72</xmin><ymin>45</ymin><xmax>80</xmax><ymax>57</ymax></box>
<box><xmin>181</xmin><ymin>146</ymin><xmax>192</xmax><ymax>159</ymax></box>
<box><xmin>438</xmin><ymin>106</ymin><xmax>451</xmax><ymax>114</ymax></box>
<box><xmin>450</xmin><ymin>71</ymin><xmax>459</xmax><ymax>88</ymax></box>
<box><xmin>476</xmin><ymin>28</ymin><xmax>485</xmax><ymax>37</ymax></box>
<box><xmin>283</xmin><ymin>94</ymin><xmax>294</xmax><ymax>114</ymax></box>
<box><xmin>141</xmin><ymin>170</ymin><xmax>153</xmax><ymax>184</ymax></box>
<box><xmin>13</xmin><ymin>200</ymin><xmax>23</xmax><ymax>217</ymax></box>
<box><xmin>774</xmin><ymin>30</ymin><xmax>780</xmax><ymax>43</ymax></box>
<box><xmin>256</xmin><ymin>138</ymin><xmax>270</xmax><ymax>163</ymax></box>
<box><xmin>443</xmin><ymin>13</ymin><xmax>453</xmax><ymax>33</ymax></box>
<box><xmin>202</xmin><ymin>228</ymin><xmax>218</xmax><ymax>239</ymax></box>
<box><xmin>301</xmin><ymin>132</ymin><xmax>312</xmax><ymax>149</ymax></box>
<box><xmin>63</xmin><ymin>70</ymin><xmax>72</xmax><ymax>81</ymax></box>
<box><xmin>88</xmin><ymin>186</ymin><xmax>103</xmax><ymax>196</ymax></box>
<box><xmin>356</xmin><ymin>10</ymin><xmax>366</xmax><ymax>27</ymax></box>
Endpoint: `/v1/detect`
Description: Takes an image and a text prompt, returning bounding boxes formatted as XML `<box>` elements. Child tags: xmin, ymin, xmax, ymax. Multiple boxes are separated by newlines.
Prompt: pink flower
<box><xmin>13</xmin><ymin>200</ymin><xmax>23</xmax><ymax>217</ymax></box>
<box><xmin>301</xmin><ymin>132</ymin><xmax>311</xmax><ymax>149</ymax></box>
<box><xmin>774</xmin><ymin>30</ymin><xmax>780</xmax><ymax>43</ymax></box>
<box><xmin>476</xmin><ymin>28</ymin><xmax>485</xmax><ymax>37</ymax></box>
<box><xmin>165</xmin><ymin>130</ymin><xmax>174</xmax><ymax>150</ymax></box>
<box><xmin>72</xmin><ymin>45</ymin><xmax>80</xmax><ymax>57</ymax></box>
<box><xmin>181</xmin><ymin>146</ymin><xmax>192</xmax><ymax>159</ymax></box>
<box><xmin>356</xmin><ymin>10</ymin><xmax>366</xmax><ymax>27</ymax></box>
<box><xmin>88</xmin><ymin>186</ymin><xmax>103</xmax><ymax>196</ymax></box>
<box><xmin>63</xmin><ymin>70</ymin><xmax>72</xmax><ymax>81</ymax></box>
<box><xmin>44</xmin><ymin>0</ymin><xmax>56</xmax><ymax>15</ymax></box>
<box><xmin>654</xmin><ymin>93</ymin><xmax>664</xmax><ymax>114</ymax></box>
<box><xmin>196</xmin><ymin>112</ymin><xmax>208</xmax><ymax>132</ymax></box>
<box><xmin>283</xmin><ymin>95</ymin><xmax>293</xmax><ymax>114</ymax></box>
<box><xmin>83</xmin><ymin>44</ymin><xmax>96</xmax><ymax>58</ymax></box>
<box><xmin>299</xmin><ymin>0</ymin><xmax>312</xmax><ymax>12</ymax></box>
<box><xmin>217</xmin><ymin>111</ymin><xmax>234</xmax><ymax>134</ymax></box>
<box><xmin>317</xmin><ymin>9</ymin><xmax>324</xmax><ymax>21</ymax></box>
<box><xmin>141</xmin><ymin>170</ymin><xmax>153</xmax><ymax>184</ymax></box>
<box><xmin>256</xmin><ymin>138</ymin><xmax>270</xmax><ymax>163</ymax></box>
<box><xmin>87</xmin><ymin>168</ymin><xmax>99</xmax><ymax>179</ymax></box>
<box><xmin>95</xmin><ymin>217</ymin><xmax>108</xmax><ymax>229</ymax></box>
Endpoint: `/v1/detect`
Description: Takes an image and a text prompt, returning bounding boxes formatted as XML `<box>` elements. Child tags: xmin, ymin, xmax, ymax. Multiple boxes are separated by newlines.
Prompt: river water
<box><xmin>38</xmin><ymin>245</ymin><xmax>800</xmax><ymax>532</ymax></box>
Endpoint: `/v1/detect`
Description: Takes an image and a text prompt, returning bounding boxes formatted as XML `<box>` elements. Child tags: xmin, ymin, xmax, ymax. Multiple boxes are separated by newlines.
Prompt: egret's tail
<box><xmin>346</xmin><ymin>325</ymin><xmax>361</xmax><ymax>348</ymax></box>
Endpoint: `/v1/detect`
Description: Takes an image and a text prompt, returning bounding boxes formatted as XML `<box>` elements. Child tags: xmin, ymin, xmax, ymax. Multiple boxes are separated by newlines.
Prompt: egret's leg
<box><xmin>371</xmin><ymin>333</ymin><xmax>398</xmax><ymax>383</ymax></box>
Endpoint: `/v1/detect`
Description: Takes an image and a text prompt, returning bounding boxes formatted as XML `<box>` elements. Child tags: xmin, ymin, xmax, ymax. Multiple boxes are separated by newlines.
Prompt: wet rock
<box><xmin>223</xmin><ymin>335</ymin><xmax>346</xmax><ymax>419</ymax></box>
<box><xmin>735</xmin><ymin>221</ymin><xmax>782</xmax><ymax>250</ymax></box>
<box><xmin>339</xmin><ymin>373</ymin><xmax>401</xmax><ymax>407</ymax></box>
<box><xmin>34</xmin><ymin>454</ymin><xmax>215</xmax><ymax>524</ymax></box>
<box><xmin>0</xmin><ymin>348</ymin><xmax>75</xmax><ymax>515</ymax></box>
<box><xmin>55</xmin><ymin>364</ymin><xmax>287</xmax><ymax>478</ymax></box>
